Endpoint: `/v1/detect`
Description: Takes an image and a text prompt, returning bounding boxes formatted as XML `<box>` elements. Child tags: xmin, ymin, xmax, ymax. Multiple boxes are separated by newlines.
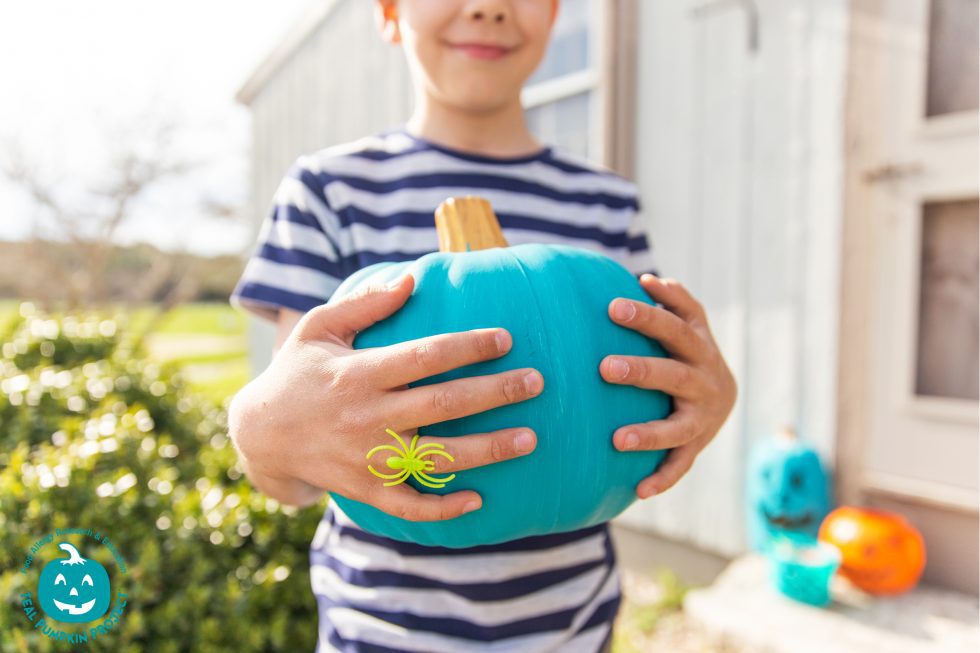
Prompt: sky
<box><xmin>0</xmin><ymin>0</ymin><xmax>319</xmax><ymax>256</ymax></box>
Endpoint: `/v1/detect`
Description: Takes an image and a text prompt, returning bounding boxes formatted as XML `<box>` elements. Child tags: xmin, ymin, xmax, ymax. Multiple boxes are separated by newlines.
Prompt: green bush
<box><xmin>0</xmin><ymin>307</ymin><xmax>325</xmax><ymax>653</ymax></box>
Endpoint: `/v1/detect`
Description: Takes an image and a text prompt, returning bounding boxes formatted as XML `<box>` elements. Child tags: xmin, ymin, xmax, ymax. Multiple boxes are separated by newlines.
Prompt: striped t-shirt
<box><xmin>231</xmin><ymin>127</ymin><xmax>659</xmax><ymax>653</ymax></box>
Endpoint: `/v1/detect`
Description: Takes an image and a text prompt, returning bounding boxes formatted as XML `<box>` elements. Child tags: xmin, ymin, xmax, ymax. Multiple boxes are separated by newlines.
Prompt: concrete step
<box><xmin>684</xmin><ymin>554</ymin><xmax>979</xmax><ymax>653</ymax></box>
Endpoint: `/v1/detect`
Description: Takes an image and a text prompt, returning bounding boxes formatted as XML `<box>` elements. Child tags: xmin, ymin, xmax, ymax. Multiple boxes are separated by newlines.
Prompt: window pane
<box><xmin>915</xmin><ymin>199</ymin><xmax>979</xmax><ymax>400</ymax></box>
<box><xmin>526</xmin><ymin>91</ymin><xmax>591</xmax><ymax>159</ymax></box>
<box><xmin>926</xmin><ymin>0</ymin><xmax>979</xmax><ymax>116</ymax></box>
<box><xmin>525</xmin><ymin>0</ymin><xmax>591</xmax><ymax>86</ymax></box>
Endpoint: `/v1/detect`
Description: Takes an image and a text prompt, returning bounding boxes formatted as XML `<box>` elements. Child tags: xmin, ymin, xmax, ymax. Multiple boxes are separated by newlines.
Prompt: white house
<box><xmin>234</xmin><ymin>0</ymin><xmax>978</xmax><ymax>595</ymax></box>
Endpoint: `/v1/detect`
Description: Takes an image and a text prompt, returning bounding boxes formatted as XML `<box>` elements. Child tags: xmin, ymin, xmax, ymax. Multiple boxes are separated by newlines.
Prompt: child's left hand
<box><xmin>599</xmin><ymin>273</ymin><xmax>738</xmax><ymax>499</ymax></box>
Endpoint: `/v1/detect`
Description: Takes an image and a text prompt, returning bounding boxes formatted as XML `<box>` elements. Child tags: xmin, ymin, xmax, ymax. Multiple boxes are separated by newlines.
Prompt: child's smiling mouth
<box><xmin>445</xmin><ymin>41</ymin><xmax>514</xmax><ymax>60</ymax></box>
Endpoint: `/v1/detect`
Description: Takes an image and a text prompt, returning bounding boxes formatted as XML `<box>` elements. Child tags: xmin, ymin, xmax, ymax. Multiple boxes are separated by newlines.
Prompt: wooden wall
<box><xmin>618</xmin><ymin>0</ymin><xmax>849</xmax><ymax>557</ymax></box>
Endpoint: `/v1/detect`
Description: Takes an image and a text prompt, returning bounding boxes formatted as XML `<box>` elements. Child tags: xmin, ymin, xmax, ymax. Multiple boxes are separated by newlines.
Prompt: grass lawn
<box><xmin>2</xmin><ymin>300</ymin><xmax>251</xmax><ymax>406</ymax></box>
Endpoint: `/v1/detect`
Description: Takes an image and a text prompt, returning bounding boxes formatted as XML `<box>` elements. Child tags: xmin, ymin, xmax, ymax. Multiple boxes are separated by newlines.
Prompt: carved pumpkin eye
<box><xmin>55</xmin><ymin>573</ymin><xmax>66</xmax><ymax>585</ymax></box>
<box><xmin>82</xmin><ymin>574</ymin><xmax>94</xmax><ymax>586</ymax></box>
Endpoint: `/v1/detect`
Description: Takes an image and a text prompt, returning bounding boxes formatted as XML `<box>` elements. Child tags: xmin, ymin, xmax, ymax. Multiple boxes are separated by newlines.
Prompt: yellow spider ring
<box><xmin>367</xmin><ymin>428</ymin><xmax>456</xmax><ymax>489</ymax></box>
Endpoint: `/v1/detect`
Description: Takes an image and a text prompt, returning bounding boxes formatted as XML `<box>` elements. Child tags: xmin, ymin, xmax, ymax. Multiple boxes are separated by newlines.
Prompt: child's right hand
<box><xmin>227</xmin><ymin>273</ymin><xmax>543</xmax><ymax>521</ymax></box>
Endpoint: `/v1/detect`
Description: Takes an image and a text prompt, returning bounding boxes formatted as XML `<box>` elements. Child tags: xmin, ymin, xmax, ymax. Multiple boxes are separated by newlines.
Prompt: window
<box><xmin>925</xmin><ymin>0</ymin><xmax>979</xmax><ymax>117</ymax></box>
<box><xmin>915</xmin><ymin>199</ymin><xmax>979</xmax><ymax>400</ymax></box>
<box><xmin>523</xmin><ymin>0</ymin><xmax>601</xmax><ymax>160</ymax></box>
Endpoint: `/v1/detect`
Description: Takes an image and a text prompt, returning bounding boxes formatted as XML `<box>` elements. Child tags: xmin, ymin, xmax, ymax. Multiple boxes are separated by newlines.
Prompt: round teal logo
<box><xmin>37</xmin><ymin>542</ymin><xmax>111</xmax><ymax>623</ymax></box>
<box><xmin>18</xmin><ymin>528</ymin><xmax>129</xmax><ymax>646</ymax></box>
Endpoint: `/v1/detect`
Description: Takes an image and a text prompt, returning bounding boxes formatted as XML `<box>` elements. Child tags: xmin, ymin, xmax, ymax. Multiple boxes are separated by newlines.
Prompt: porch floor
<box><xmin>684</xmin><ymin>554</ymin><xmax>979</xmax><ymax>653</ymax></box>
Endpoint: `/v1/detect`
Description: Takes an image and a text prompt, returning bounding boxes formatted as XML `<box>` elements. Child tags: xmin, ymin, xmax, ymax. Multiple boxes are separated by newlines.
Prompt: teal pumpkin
<box><xmin>746</xmin><ymin>428</ymin><xmax>832</xmax><ymax>553</ymax></box>
<box><xmin>38</xmin><ymin>542</ymin><xmax>111</xmax><ymax>623</ymax></box>
<box><xmin>328</xmin><ymin>240</ymin><xmax>672</xmax><ymax>548</ymax></box>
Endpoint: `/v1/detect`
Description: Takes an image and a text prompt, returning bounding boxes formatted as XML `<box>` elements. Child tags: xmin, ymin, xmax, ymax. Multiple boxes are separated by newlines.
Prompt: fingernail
<box><xmin>462</xmin><ymin>500</ymin><xmax>481</xmax><ymax>514</ymax></box>
<box><xmin>613</xmin><ymin>300</ymin><xmax>636</xmax><ymax>321</ymax></box>
<box><xmin>621</xmin><ymin>431</ymin><xmax>639</xmax><ymax>450</ymax></box>
<box><xmin>523</xmin><ymin>371</ymin><xmax>543</xmax><ymax>394</ymax></box>
<box><xmin>514</xmin><ymin>430</ymin><xmax>535</xmax><ymax>453</ymax></box>
<box><xmin>608</xmin><ymin>358</ymin><xmax>629</xmax><ymax>379</ymax></box>
<box><xmin>386</xmin><ymin>275</ymin><xmax>405</xmax><ymax>290</ymax></box>
<box><xmin>495</xmin><ymin>330</ymin><xmax>511</xmax><ymax>353</ymax></box>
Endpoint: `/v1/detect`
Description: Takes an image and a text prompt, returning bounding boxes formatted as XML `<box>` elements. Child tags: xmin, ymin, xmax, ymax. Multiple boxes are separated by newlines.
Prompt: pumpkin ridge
<box><xmin>503</xmin><ymin>246</ymin><xmax>564</xmax><ymax>532</ymax></box>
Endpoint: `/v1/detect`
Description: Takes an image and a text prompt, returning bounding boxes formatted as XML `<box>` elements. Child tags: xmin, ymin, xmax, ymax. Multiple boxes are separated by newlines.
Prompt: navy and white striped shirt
<box><xmin>231</xmin><ymin>127</ymin><xmax>659</xmax><ymax>653</ymax></box>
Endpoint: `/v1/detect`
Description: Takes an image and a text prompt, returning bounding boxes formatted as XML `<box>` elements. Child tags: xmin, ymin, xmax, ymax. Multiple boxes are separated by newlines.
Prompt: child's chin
<box><xmin>444</xmin><ymin>85</ymin><xmax>519</xmax><ymax>112</ymax></box>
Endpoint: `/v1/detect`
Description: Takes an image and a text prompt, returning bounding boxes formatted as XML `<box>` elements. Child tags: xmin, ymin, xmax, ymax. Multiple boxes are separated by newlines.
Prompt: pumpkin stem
<box><xmin>777</xmin><ymin>425</ymin><xmax>798</xmax><ymax>442</ymax></box>
<box><xmin>58</xmin><ymin>542</ymin><xmax>86</xmax><ymax>565</ymax></box>
<box><xmin>435</xmin><ymin>196</ymin><xmax>510</xmax><ymax>252</ymax></box>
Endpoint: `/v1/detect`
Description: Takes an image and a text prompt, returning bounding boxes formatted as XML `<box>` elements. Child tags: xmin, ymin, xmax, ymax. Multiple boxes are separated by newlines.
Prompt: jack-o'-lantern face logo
<box><xmin>37</xmin><ymin>542</ymin><xmax>111</xmax><ymax>623</ymax></box>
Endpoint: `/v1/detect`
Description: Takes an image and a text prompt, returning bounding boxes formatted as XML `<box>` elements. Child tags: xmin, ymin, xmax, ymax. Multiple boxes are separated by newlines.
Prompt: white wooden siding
<box><xmin>617</xmin><ymin>0</ymin><xmax>848</xmax><ymax>557</ymax></box>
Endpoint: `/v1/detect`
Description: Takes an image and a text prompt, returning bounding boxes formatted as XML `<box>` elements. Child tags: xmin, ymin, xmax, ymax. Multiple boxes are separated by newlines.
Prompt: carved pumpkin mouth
<box><xmin>844</xmin><ymin>566</ymin><xmax>893</xmax><ymax>583</ymax></box>
<box><xmin>763</xmin><ymin>508</ymin><xmax>814</xmax><ymax>529</ymax></box>
<box><xmin>52</xmin><ymin>597</ymin><xmax>96</xmax><ymax>615</ymax></box>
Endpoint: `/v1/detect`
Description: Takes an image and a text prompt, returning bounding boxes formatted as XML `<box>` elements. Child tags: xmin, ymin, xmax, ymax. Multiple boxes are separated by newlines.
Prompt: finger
<box><xmin>607</xmin><ymin>299</ymin><xmax>704</xmax><ymax>362</ymax></box>
<box><xmin>390</xmin><ymin>368</ymin><xmax>544</xmax><ymax>432</ymax></box>
<box><xmin>636</xmin><ymin>446</ymin><xmax>697</xmax><ymax>499</ymax></box>
<box><xmin>357</xmin><ymin>328</ymin><xmax>512</xmax><ymax>388</ymax></box>
<box><xmin>404</xmin><ymin>427</ymin><xmax>537</xmax><ymax>474</ymax></box>
<box><xmin>296</xmin><ymin>273</ymin><xmax>414</xmax><ymax>344</ymax></box>
<box><xmin>638</xmin><ymin>274</ymin><xmax>707</xmax><ymax>327</ymax></box>
<box><xmin>600</xmin><ymin>355</ymin><xmax>705</xmax><ymax>400</ymax></box>
<box><xmin>370</xmin><ymin>484</ymin><xmax>484</xmax><ymax>522</ymax></box>
<box><xmin>611</xmin><ymin>412</ymin><xmax>699</xmax><ymax>452</ymax></box>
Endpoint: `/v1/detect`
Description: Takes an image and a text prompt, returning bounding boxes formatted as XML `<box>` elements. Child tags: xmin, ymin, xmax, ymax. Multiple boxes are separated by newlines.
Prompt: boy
<box><xmin>228</xmin><ymin>1</ymin><xmax>737</xmax><ymax>651</ymax></box>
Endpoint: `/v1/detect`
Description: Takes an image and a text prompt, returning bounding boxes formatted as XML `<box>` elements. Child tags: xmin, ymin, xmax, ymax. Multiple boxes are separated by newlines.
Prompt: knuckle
<box><xmin>432</xmin><ymin>388</ymin><xmax>458</xmax><ymax>415</ymax></box>
<box><xmin>414</xmin><ymin>341</ymin><xmax>437</xmax><ymax>369</ymax></box>
<box><xmin>630</xmin><ymin>358</ymin><xmax>648</xmax><ymax>385</ymax></box>
<box><xmin>322</xmin><ymin>361</ymin><xmax>354</xmax><ymax>391</ymax></box>
<box><xmin>489</xmin><ymin>436</ymin><xmax>506</xmax><ymax>462</ymax></box>
<box><xmin>679</xmin><ymin>419</ymin><xmax>698</xmax><ymax>443</ymax></box>
<box><xmin>475</xmin><ymin>331</ymin><xmax>499</xmax><ymax>360</ymax></box>
<box><xmin>438</xmin><ymin>502</ymin><xmax>457</xmax><ymax>521</ymax></box>
<box><xmin>428</xmin><ymin>449</ymin><xmax>453</xmax><ymax>473</ymax></box>
<box><xmin>394</xmin><ymin>502</ymin><xmax>423</xmax><ymax>522</ymax></box>
<box><xmin>673</xmin><ymin>361</ymin><xmax>692</xmax><ymax>390</ymax></box>
<box><xmin>500</xmin><ymin>375</ymin><xmax>525</xmax><ymax>403</ymax></box>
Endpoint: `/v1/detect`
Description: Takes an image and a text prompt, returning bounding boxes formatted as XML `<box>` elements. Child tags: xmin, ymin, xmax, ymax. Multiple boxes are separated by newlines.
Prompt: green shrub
<box><xmin>0</xmin><ymin>307</ymin><xmax>325</xmax><ymax>653</ymax></box>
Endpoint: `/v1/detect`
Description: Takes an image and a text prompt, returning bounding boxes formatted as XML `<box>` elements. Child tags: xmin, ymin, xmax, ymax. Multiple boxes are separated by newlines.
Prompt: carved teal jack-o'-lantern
<box><xmin>746</xmin><ymin>427</ymin><xmax>832</xmax><ymax>552</ymax></box>
<box><xmin>38</xmin><ymin>542</ymin><xmax>111</xmax><ymax>623</ymax></box>
<box><xmin>327</xmin><ymin>197</ymin><xmax>672</xmax><ymax>548</ymax></box>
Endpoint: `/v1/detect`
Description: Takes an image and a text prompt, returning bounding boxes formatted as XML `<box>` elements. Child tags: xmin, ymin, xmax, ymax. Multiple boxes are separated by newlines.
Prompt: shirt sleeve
<box><xmin>620</xmin><ymin>195</ymin><xmax>661</xmax><ymax>278</ymax></box>
<box><xmin>230</xmin><ymin>155</ymin><xmax>350</xmax><ymax>323</ymax></box>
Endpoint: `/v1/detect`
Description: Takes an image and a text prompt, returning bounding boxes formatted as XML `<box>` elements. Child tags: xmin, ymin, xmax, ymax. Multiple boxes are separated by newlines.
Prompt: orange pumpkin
<box><xmin>818</xmin><ymin>506</ymin><xmax>926</xmax><ymax>595</ymax></box>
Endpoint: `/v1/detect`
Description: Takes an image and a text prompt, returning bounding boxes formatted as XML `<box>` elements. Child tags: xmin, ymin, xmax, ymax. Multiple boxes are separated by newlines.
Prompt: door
<box><xmin>840</xmin><ymin>0</ymin><xmax>978</xmax><ymax>592</ymax></box>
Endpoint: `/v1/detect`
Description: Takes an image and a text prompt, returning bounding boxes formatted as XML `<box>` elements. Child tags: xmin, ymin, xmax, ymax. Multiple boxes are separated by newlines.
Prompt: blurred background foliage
<box><xmin>0</xmin><ymin>305</ymin><xmax>325</xmax><ymax>652</ymax></box>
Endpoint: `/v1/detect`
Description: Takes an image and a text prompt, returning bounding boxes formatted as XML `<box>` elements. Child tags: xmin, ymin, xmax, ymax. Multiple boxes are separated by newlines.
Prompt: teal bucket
<box><xmin>767</xmin><ymin>533</ymin><xmax>841</xmax><ymax>607</ymax></box>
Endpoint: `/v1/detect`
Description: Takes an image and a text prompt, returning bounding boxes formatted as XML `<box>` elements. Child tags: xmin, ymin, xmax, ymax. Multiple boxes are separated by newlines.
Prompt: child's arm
<box><xmin>227</xmin><ymin>274</ymin><xmax>543</xmax><ymax>520</ymax></box>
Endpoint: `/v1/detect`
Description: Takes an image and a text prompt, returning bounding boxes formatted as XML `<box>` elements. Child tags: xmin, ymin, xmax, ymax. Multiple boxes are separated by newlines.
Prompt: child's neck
<box><xmin>405</xmin><ymin>95</ymin><xmax>544</xmax><ymax>158</ymax></box>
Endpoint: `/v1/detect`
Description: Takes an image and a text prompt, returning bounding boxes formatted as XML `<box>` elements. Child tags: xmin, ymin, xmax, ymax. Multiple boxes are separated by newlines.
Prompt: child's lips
<box><xmin>447</xmin><ymin>41</ymin><xmax>512</xmax><ymax>60</ymax></box>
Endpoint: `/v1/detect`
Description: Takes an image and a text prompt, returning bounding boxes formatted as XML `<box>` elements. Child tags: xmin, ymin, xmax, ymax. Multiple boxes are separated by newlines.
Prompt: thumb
<box><xmin>296</xmin><ymin>273</ymin><xmax>414</xmax><ymax>344</ymax></box>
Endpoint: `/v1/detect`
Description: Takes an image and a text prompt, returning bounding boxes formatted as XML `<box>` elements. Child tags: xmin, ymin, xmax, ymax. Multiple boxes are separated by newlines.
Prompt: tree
<box><xmin>0</xmin><ymin>111</ymin><xmax>246</xmax><ymax>310</ymax></box>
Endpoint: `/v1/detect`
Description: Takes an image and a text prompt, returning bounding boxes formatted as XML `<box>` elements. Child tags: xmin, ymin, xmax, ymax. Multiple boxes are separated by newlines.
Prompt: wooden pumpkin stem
<box><xmin>435</xmin><ymin>196</ymin><xmax>510</xmax><ymax>252</ymax></box>
<box><xmin>777</xmin><ymin>425</ymin><xmax>798</xmax><ymax>442</ymax></box>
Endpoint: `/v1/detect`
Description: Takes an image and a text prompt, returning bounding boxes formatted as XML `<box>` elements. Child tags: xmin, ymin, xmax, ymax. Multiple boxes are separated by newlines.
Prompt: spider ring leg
<box><xmin>377</xmin><ymin>469</ymin><xmax>411</xmax><ymax>487</ymax></box>
<box><xmin>416</xmin><ymin>470</ymin><xmax>456</xmax><ymax>486</ymax></box>
<box><xmin>366</xmin><ymin>444</ymin><xmax>408</xmax><ymax>460</ymax></box>
<box><xmin>368</xmin><ymin>464</ymin><xmax>411</xmax><ymax>480</ymax></box>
